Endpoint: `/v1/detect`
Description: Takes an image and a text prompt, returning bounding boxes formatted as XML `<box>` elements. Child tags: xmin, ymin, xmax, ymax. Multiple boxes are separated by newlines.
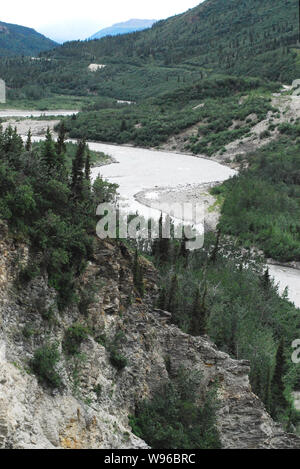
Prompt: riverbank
<box><xmin>0</xmin><ymin>110</ymin><xmax>78</xmax><ymax>118</ymax></box>
<box><xmin>2</xmin><ymin>118</ymin><xmax>60</xmax><ymax>137</ymax></box>
<box><xmin>135</xmin><ymin>182</ymin><xmax>221</xmax><ymax>232</ymax></box>
<box><xmin>2</xmin><ymin>110</ymin><xmax>299</xmax><ymax>310</ymax></box>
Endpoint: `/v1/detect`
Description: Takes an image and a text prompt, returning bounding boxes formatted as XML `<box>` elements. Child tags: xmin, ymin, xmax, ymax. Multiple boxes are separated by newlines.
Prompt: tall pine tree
<box><xmin>71</xmin><ymin>139</ymin><xmax>86</xmax><ymax>200</ymax></box>
<box><xmin>85</xmin><ymin>150</ymin><xmax>91</xmax><ymax>181</ymax></box>
<box><xmin>132</xmin><ymin>249</ymin><xmax>144</xmax><ymax>297</ymax></box>
<box><xmin>25</xmin><ymin>129</ymin><xmax>32</xmax><ymax>152</ymax></box>
<box><xmin>270</xmin><ymin>340</ymin><xmax>288</xmax><ymax>418</ymax></box>
<box><xmin>152</xmin><ymin>213</ymin><xmax>170</xmax><ymax>263</ymax></box>
<box><xmin>56</xmin><ymin>122</ymin><xmax>67</xmax><ymax>155</ymax></box>
<box><xmin>42</xmin><ymin>128</ymin><xmax>58</xmax><ymax>171</ymax></box>
<box><xmin>167</xmin><ymin>273</ymin><xmax>179</xmax><ymax>315</ymax></box>
<box><xmin>189</xmin><ymin>281</ymin><xmax>208</xmax><ymax>337</ymax></box>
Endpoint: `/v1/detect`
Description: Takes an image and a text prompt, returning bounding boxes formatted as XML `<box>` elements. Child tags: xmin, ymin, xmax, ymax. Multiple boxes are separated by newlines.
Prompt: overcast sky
<box><xmin>1</xmin><ymin>0</ymin><xmax>203</xmax><ymax>43</ymax></box>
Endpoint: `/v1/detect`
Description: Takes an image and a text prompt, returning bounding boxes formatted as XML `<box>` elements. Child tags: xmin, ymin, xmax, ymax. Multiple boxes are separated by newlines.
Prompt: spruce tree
<box><xmin>153</xmin><ymin>213</ymin><xmax>170</xmax><ymax>263</ymax></box>
<box><xmin>262</xmin><ymin>268</ymin><xmax>271</xmax><ymax>291</ymax></box>
<box><xmin>190</xmin><ymin>285</ymin><xmax>202</xmax><ymax>335</ymax></box>
<box><xmin>179</xmin><ymin>230</ymin><xmax>189</xmax><ymax>262</ymax></box>
<box><xmin>210</xmin><ymin>229</ymin><xmax>221</xmax><ymax>264</ymax></box>
<box><xmin>4</xmin><ymin>126</ymin><xmax>23</xmax><ymax>154</ymax></box>
<box><xmin>85</xmin><ymin>150</ymin><xmax>91</xmax><ymax>181</ymax></box>
<box><xmin>167</xmin><ymin>273</ymin><xmax>179</xmax><ymax>315</ymax></box>
<box><xmin>120</xmin><ymin>120</ymin><xmax>127</xmax><ymax>132</ymax></box>
<box><xmin>71</xmin><ymin>139</ymin><xmax>86</xmax><ymax>199</ymax></box>
<box><xmin>133</xmin><ymin>249</ymin><xmax>144</xmax><ymax>298</ymax></box>
<box><xmin>42</xmin><ymin>128</ymin><xmax>57</xmax><ymax>170</ymax></box>
<box><xmin>157</xmin><ymin>285</ymin><xmax>167</xmax><ymax>310</ymax></box>
<box><xmin>25</xmin><ymin>129</ymin><xmax>32</xmax><ymax>152</ymax></box>
<box><xmin>270</xmin><ymin>340</ymin><xmax>288</xmax><ymax>418</ymax></box>
<box><xmin>189</xmin><ymin>281</ymin><xmax>208</xmax><ymax>337</ymax></box>
<box><xmin>56</xmin><ymin>122</ymin><xmax>67</xmax><ymax>155</ymax></box>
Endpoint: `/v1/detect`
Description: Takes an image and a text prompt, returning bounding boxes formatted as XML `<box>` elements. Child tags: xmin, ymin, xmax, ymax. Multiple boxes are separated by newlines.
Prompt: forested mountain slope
<box><xmin>0</xmin><ymin>20</ymin><xmax>57</xmax><ymax>57</ymax></box>
<box><xmin>0</xmin><ymin>0</ymin><xmax>298</xmax><ymax>104</ymax></box>
<box><xmin>44</xmin><ymin>0</ymin><xmax>299</xmax><ymax>81</ymax></box>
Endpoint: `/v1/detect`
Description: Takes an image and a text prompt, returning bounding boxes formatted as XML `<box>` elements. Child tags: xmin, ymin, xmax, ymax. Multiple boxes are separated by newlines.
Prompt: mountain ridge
<box><xmin>44</xmin><ymin>0</ymin><xmax>299</xmax><ymax>83</ymax></box>
<box><xmin>0</xmin><ymin>0</ymin><xmax>299</xmax><ymax>104</ymax></box>
<box><xmin>89</xmin><ymin>19</ymin><xmax>157</xmax><ymax>40</ymax></box>
<box><xmin>0</xmin><ymin>20</ymin><xmax>57</xmax><ymax>57</ymax></box>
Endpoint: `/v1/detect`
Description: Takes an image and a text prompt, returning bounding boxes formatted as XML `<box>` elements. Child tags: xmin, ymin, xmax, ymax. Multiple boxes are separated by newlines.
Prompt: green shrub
<box><xmin>31</xmin><ymin>343</ymin><xmax>63</xmax><ymax>388</ymax></box>
<box><xmin>109</xmin><ymin>347</ymin><xmax>128</xmax><ymax>370</ymax></box>
<box><xmin>93</xmin><ymin>384</ymin><xmax>102</xmax><ymax>398</ymax></box>
<box><xmin>63</xmin><ymin>323</ymin><xmax>89</xmax><ymax>355</ymax></box>
<box><xmin>22</xmin><ymin>324</ymin><xmax>36</xmax><ymax>339</ymax></box>
<box><xmin>78</xmin><ymin>283</ymin><xmax>97</xmax><ymax>316</ymax></box>
<box><xmin>18</xmin><ymin>261</ymin><xmax>40</xmax><ymax>284</ymax></box>
<box><xmin>95</xmin><ymin>333</ymin><xmax>107</xmax><ymax>347</ymax></box>
<box><xmin>259</xmin><ymin>130</ymin><xmax>271</xmax><ymax>139</ymax></box>
<box><xmin>129</xmin><ymin>370</ymin><xmax>221</xmax><ymax>449</ymax></box>
<box><xmin>216</xmin><ymin>136</ymin><xmax>300</xmax><ymax>262</ymax></box>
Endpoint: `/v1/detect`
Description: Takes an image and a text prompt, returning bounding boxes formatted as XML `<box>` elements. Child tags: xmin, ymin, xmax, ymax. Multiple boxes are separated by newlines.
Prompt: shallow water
<box><xmin>0</xmin><ymin>110</ymin><xmax>78</xmax><ymax>118</ymax></box>
<box><xmin>89</xmin><ymin>142</ymin><xmax>236</xmax><ymax>221</ymax></box>
<box><xmin>89</xmin><ymin>142</ymin><xmax>300</xmax><ymax>308</ymax></box>
<box><xmin>268</xmin><ymin>264</ymin><xmax>300</xmax><ymax>309</ymax></box>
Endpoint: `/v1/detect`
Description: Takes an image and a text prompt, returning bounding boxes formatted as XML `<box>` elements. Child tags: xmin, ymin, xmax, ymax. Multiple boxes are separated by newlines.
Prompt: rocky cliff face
<box><xmin>0</xmin><ymin>221</ymin><xmax>299</xmax><ymax>449</ymax></box>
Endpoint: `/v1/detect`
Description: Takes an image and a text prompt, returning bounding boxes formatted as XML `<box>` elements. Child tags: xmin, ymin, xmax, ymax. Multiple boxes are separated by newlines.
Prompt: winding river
<box><xmin>89</xmin><ymin>142</ymin><xmax>235</xmax><ymax>219</ymax></box>
<box><xmin>2</xmin><ymin>108</ymin><xmax>298</xmax><ymax>309</ymax></box>
<box><xmin>90</xmin><ymin>142</ymin><xmax>300</xmax><ymax>309</ymax></box>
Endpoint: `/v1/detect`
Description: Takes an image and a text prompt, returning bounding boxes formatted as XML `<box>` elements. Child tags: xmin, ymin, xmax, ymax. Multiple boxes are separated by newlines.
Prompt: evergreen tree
<box><xmin>179</xmin><ymin>230</ymin><xmax>189</xmax><ymax>262</ymax></box>
<box><xmin>167</xmin><ymin>273</ymin><xmax>179</xmax><ymax>315</ymax></box>
<box><xmin>42</xmin><ymin>128</ymin><xmax>57</xmax><ymax>170</ymax></box>
<box><xmin>3</xmin><ymin>125</ymin><xmax>23</xmax><ymax>154</ymax></box>
<box><xmin>85</xmin><ymin>150</ymin><xmax>91</xmax><ymax>181</ymax></box>
<box><xmin>133</xmin><ymin>249</ymin><xmax>144</xmax><ymax>297</ymax></box>
<box><xmin>120</xmin><ymin>120</ymin><xmax>127</xmax><ymax>132</ymax></box>
<box><xmin>270</xmin><ymin>340</ymin><xmax>288</xmax><ymax>418</ymax></box>
<box><xmin>56</xmin><ymin>122</ymin><xmax>67</xmax><ymax>155</ymax></box>
<box><xmin>262</xmin><ymin>268</ymin><xmax>272</xmax><ymax>290</ymax></box>
<box><xmin>25</xmin><ymin>129</ymin><xmax>32</xmax><ymax>152</ymax></box>
<box><xmin>71</xmin><ymin>139</ymin><xmax>86</xmax><ymax>199</ymax></box>
<box><xmin>210</xmin><ymin>229</ymin><xmax>221</xmax><ymax>264</ymax></box>
<box><xmin>189</xmin><ymin>280</ymin><xmax>208</xmax><ymax>337</ymax></box>
<box><xmin>157</xmin><ymin>285</ymin><xmax>167</xmax><ymax>310</ymax></box>
<box><xmin>152</xmin><ymin>213</ymin><xmax>170</xmax><ymax>263</ymax></box>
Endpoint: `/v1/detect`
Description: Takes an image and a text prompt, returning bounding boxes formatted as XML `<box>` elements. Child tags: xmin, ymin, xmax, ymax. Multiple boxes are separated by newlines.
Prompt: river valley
<box><xmin>2</xmin><ymin>109</ymin><xmax>299</xmax><ymax>309</ymax></box>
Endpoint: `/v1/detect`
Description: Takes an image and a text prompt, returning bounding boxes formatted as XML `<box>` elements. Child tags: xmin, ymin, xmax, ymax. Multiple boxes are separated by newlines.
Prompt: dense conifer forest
<box><xmin>0</xmin><ymin>20</ymin><xmax>56</xmax><ymax>57</ymax></box>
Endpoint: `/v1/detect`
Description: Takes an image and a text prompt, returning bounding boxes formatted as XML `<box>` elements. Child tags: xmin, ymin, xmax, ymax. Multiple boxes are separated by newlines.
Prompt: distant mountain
<box><xmin>0</xmin><ymin>20</ymin><xmax>57</xmax><ymax>57</ymax></box>
<box><xmin>0</xmin><ymin>0</ymin><xmax>299</xmax><ymax>102</ymax></box>
<box><xmin>89</xmin><ymin>19</ymin><xmax>157</xmax><ymax>40</ymax></box>
<box><xmin>44</xmin><ymin>0</ymin><xmax>299</xmax><ymax>83</ymax></box>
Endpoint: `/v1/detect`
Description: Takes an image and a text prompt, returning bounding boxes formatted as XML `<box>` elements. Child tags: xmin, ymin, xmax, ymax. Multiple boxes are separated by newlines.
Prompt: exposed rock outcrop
<box><xmin>0</xmin><ymin>222</ymin><xmax>299</xmax><ymax>449</ymax></box>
